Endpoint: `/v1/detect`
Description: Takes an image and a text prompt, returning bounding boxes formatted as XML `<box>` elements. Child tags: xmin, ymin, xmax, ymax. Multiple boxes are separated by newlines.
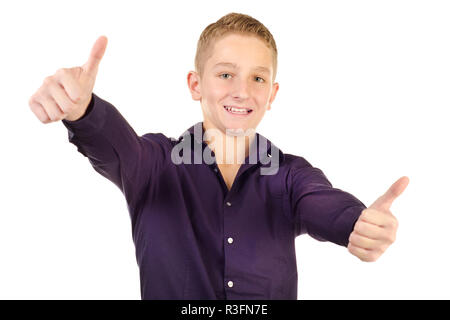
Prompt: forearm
<box><xmin>61</xmin><ymin>93</ymin><xmax>153</xmax><ymax>208</ymax></box>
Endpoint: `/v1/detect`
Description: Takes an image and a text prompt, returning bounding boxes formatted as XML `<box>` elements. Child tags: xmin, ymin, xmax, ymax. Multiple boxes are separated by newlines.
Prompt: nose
<box><xmin>231</xmin><ymin>77</ymin><xmax>250</xmax><ymax>100</ymax></box>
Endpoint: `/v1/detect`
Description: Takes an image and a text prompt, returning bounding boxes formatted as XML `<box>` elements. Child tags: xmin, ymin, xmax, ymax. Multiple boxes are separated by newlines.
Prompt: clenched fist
<box><xmin>348</xmin><ymin>176</ymin><xmax>409</xmax><ymax>262</ymax></box>
<box><xmin>29</xmin><ymin>36</ymin><xmax>108</xmax><ymax>122</ymax></box>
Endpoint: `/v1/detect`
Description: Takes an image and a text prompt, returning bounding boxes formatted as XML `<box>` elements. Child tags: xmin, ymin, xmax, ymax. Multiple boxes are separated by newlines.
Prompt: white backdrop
<box><xmin>1</xmin><ymin>0</ymin><xmax>449</xmax><ymax>299</ymax></box>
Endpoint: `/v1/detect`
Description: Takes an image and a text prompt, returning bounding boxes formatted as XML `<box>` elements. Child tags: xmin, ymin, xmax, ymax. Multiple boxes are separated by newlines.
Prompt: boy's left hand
<box><xmin>348</xmin><ymin>176</ymin><xmax>409</xmax><ymax>262</ymax></box>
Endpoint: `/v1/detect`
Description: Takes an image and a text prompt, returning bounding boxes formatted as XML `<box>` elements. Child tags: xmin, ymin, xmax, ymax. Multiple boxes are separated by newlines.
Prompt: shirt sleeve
<box><xmin>61</xmin><ymin>93</ymin><xmax>167</xmax><ymax>212</ymax></box>
<box><xmin>288</xmin><ymin>158</ymin><xmax>366</xmax><ymax>247</ymax></box>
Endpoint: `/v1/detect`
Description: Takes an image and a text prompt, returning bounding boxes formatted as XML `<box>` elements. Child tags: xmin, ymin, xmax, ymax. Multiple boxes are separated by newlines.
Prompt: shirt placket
<box><xmin>223</xmin><ymin>194</ymin><xmax>236</xmax><ymax>298</ymax></box>
<box><xmin>195</xmin><ymin>129</ymin><xmax>264</xmax><ymax>299</ymax></box>
<box><xmin>220</xmin><ymin>163</ymin><xmax>256</xmax><ymax>299</ymax></box>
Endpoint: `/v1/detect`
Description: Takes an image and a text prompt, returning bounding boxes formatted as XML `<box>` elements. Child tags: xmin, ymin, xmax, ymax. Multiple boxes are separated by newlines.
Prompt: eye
<box><xmin>255</xmin><ymin>76</ymin><xmax>265</xmax><ymax>83</ymax></box>
<box><xmin>219</xmin><ymin>73</ymin><xmax>232</xmax><ymax>79</ymax></box>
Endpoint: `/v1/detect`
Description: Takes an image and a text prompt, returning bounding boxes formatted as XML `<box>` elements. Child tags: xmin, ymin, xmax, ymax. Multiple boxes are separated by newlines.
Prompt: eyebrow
<box><xmin>213</xmin><ymin>62</ymin><xmax>270</xmax><ymax>74</ymax></box>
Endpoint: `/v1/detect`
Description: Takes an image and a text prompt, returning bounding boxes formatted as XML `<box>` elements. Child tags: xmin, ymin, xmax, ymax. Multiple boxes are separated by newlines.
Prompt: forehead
<box><xmin>206</xmin><ymin>33</ymin><xmax>273</xmax><ymax>71</ymax></box>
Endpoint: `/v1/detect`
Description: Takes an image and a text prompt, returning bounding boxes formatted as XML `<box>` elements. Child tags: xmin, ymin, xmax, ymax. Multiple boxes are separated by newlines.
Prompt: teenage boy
<box><xmin>29</xmin><ymin>13</ymin><xmax>409</xmax><ymax>299</ymax></box>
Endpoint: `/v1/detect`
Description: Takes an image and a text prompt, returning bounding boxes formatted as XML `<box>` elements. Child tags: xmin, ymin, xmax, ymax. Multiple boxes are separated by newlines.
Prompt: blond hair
<box><xmin>195</xmin><ymin>12</ymin><xmax>278</xmax><ymax>82</ymax></box>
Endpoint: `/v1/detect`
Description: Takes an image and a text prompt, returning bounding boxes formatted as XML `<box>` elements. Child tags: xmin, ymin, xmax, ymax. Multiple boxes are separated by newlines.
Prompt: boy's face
<box><xmin>188</xmin><ymin>33</ymin><xmax>279</xmax><ymax>135</ymax></box>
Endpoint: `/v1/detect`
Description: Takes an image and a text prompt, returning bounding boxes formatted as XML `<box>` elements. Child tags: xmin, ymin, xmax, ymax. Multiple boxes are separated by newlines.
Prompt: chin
<box><xmin>223</xmin><ymin>122</ymin><xmax>255</xmax><ymax>135</ymax></box>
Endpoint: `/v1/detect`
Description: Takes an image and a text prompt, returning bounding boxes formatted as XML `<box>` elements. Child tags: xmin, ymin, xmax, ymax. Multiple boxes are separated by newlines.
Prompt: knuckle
<box><xmin>386</xmin><ymin>218</ymin><xmax>397</xmax><ymax>231</ymax></box>
<box><xmin>392</xmin><ymin>217</ymin><xmax>399</xmax><ymax>229</ymax></box>
<box><xmin>30</xmin><ymin>92</ymin><xmax>42</xmax><ymax>104</ymax></box>
<box><xmin>56</xmin><ymin>68</ymin><xmax>68</xmax><ymax>79</ymax></box>
<box><xmin>369</xmin><ymin>256</ymin><xmax>378</xmax><ymax>263</ymax></box>
<box><xmin>59</xmin><ymin>67</ymin><xmax>72</xmax><ymax>78</ymax></box>
<box><xmin>366</xmin><ymin>252</ymin><xmax>379</xmax><ymax>262</ymax></box>
<box><xmin>43</xmin><ymin>75</ymin><xmax>54</xmax><ymax>85</ymax></box>
<box><xmin>387</xmin><ymin>233</ymin><xmax>396</xmax><ymax>243</ymax></box>
<box><xmin>29</xmin><ymin>102</ymin><xmax>36</xmax><ymax>112</ymax></box>
<box><xmin>28</xmin><ymin>95</ymin><xmax>36</xmax><ymax>106</ymax></box>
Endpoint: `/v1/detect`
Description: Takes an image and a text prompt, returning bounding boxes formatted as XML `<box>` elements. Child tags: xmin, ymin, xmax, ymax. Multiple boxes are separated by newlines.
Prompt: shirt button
<box><xmin>227</xmin><ymin>281</ymin><xmax>234</xmax><ymax>288</ymax></box>
<box><xmin>227</xmin><ymin>237</ymin><xmax>234</xmax><ymax>244</ymax></box>
<box><xmin>214</xmin><ymin>168</ymin><xmax>218</xmax><ymax>173</ymax></box>
<box><xmin>226</xmin><ymin>202</ymin><xmax>232</xmax><ymax>207</ymax></box>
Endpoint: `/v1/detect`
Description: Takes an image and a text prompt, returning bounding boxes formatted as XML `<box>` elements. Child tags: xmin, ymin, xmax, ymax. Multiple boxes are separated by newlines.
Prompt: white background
<box><xmin>1</xmin><ymin>0</ymin><xmax>449</xmax><ymax>299</ymax></box>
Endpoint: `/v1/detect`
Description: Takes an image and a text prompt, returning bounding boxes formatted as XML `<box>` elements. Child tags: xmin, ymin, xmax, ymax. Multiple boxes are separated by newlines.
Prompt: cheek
<box><xmin>205</xmin><ymin>82</ymin><xmax>229</xmax><ymax>101</ymax></box>
<box><xmin>255</xmin><ymin>88</ymin><xmax>271</xmax><ymax>107</ymax></box>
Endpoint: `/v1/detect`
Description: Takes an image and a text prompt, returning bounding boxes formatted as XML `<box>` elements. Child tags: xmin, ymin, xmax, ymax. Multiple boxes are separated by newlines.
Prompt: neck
<box><xmin>202</xmin><ymin>122</ymin><xmax>256</xmax><ymax>166</ymax></box>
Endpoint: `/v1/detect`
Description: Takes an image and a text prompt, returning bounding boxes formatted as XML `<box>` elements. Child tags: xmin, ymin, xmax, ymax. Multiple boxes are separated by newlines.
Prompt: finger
<box><xmin>353</xmin><ymin>220</ymin><xmax>384</xmax><ymax>240</ymax></box>
<box><xmin>38</xmin><ymin>94</ymin><xmax>66</xmax><ymax>121</ymax></box>
<box><xmin>29</xmin><ymin>100</ymin><xmax>51</xmax><ymax>123</ymax></box>
<box><xmin>54</xmin><ymin>68</ymin><xmax>83</xmax><ymax>102</ymax></box>
<box><xmin>370</xmin><ymin>176</ymin><xmax>410</xmax><ymax>211</ymax></box>
<box><xmin>82</xmin><ymin>35</ymin><xmax>108</xmax><ymax>77</ymax></box>
<box><xmin>349</xmin><ymin>232</ymin><xmax>384</xmax><ymax>250</ymax></box>
<box><xmin>347</xmin><ymin>242</ymin><xmax>377</xmax><ymax>262</ymax></box>
<box><xmin>359</xmin><ymin>208</ymin><xmax>397</xmax><ymax>229</ymax></box>
<box><xmin>47</xmin><ymin>79</ymin><xmax>75</xmax><ymax>114</ymax></box>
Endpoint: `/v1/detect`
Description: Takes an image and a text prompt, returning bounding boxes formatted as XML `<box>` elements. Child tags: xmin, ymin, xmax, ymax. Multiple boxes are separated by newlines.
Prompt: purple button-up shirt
<box><xmin>62</xmin><ymin>93</ymin><xmax>366</xmax><ymax>300</ymax></box>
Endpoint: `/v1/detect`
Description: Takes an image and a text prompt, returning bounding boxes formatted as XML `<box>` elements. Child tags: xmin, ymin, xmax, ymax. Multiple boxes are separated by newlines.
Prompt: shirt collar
<box><xmin>178</xmin><ymin>122</ymin><xmax>284</xmax><ymax>166</ymax></box>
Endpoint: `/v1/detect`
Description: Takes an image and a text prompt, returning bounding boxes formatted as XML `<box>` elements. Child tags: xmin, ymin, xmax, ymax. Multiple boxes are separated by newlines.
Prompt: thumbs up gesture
<box><xmin>29</xmin><ymin>36</ymin><xmax>108</xmax><ymax>122</ymax></box>
<box><xmin>348</xmin><ymin>176</ymin><xmax>409</xmax><ymax>262</ymax></box>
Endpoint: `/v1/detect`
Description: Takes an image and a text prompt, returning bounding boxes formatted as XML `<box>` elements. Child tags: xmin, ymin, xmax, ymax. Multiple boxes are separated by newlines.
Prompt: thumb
<box><xmin>82</xmin><ymin>35</ymin><xmax>108</xmax><ymax>77</ymax></box>
<box><xmin>369</xmin><ymin>176</ymin><xmax>410</xmax><ymax>212</ymax></box>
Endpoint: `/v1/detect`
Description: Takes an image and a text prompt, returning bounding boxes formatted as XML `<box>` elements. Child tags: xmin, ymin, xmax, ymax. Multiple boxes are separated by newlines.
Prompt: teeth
<box><xmin>231</xmin><ymin>107</ymin><xmax>246</xmax><ymax>113</ymax></box>
<box><xmin>225</xmin><ymin>106</ymin><xmax>251</xmax><ymax>114</ymax></box>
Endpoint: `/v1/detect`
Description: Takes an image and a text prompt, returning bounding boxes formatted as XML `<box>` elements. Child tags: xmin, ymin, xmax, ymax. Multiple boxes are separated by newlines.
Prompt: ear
<box><xmin>267</xmin><ymin>82</ymin><xmax>279</xmax><ymax>111</ymax></box>
<box><xmin>187</xmin><ymin>71</ymin><xmax>202</xmax><ymax>101</ymax></box>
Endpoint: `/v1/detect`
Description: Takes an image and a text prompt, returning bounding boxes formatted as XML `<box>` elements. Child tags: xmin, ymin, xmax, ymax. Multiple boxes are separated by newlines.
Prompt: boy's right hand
<box><xmin>29</xmin><ymin>36</ymin><xmax>108</xmax><ymax>123</ymax></box>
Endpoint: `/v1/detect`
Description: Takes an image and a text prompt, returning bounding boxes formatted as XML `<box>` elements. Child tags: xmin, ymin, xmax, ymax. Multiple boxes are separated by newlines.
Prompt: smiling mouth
<box><xmin>223</xmin><ymin>105</ymin><xmax>253</xmax><ymax>115</ymax></box>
